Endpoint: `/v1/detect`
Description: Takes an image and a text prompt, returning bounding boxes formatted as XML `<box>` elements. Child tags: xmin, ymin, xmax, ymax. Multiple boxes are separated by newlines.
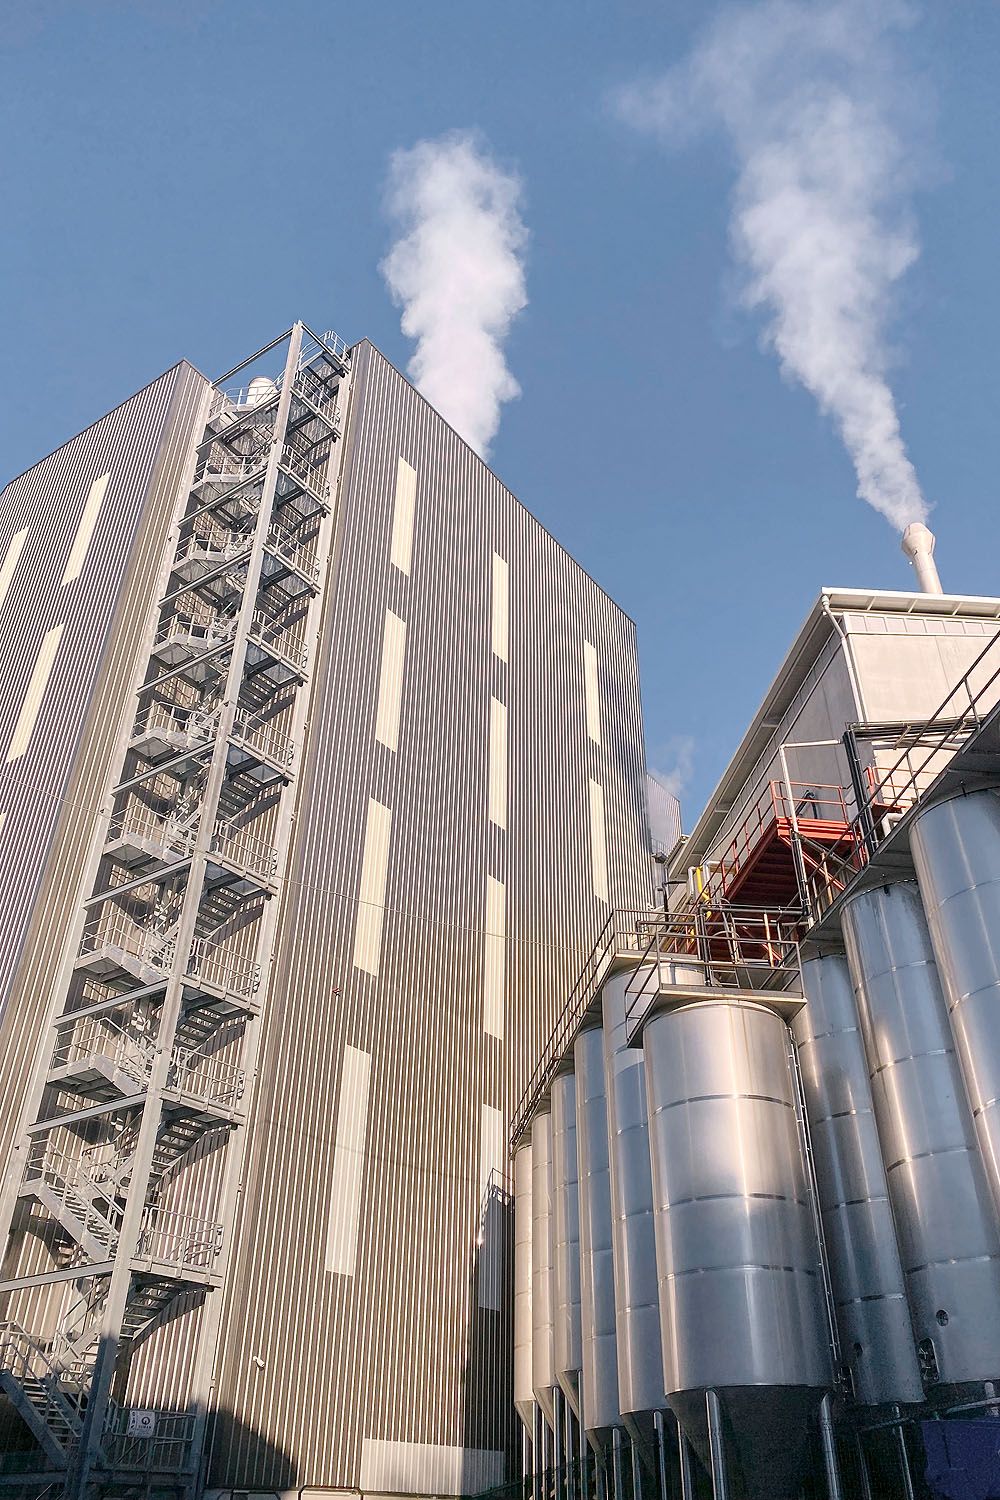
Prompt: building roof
<box><xmin>671</xmin><ymin>586</ymin><xmax>1000</xmax><ymax>876</ymax></box>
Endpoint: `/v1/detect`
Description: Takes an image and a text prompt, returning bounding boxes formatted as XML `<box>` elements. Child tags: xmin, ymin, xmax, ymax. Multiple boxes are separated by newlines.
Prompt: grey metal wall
<box><xmin>0</xmin><ymin>363</ymin><xmax>208</xmax><ymax>1162</ymax></box>
<box><xmin>206</xmin><ymin>342</ymin><xmax>651</xmax><ymax>1494</ymax></box>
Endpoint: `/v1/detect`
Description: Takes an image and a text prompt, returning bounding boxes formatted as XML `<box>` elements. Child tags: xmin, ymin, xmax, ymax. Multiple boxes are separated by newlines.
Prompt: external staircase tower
<box><xmin>0</xmin><ymin>326</ymin><xmax>351</xmax><ymax>1498</ymax></box>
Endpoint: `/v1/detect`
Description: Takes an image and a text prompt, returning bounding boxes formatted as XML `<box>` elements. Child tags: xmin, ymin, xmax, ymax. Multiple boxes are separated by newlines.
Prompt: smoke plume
<box><xmin>381</xmin><ymin>132</ymin><xmax>528</xmax><ymax>459</ymax></box>
<box><xmin>616</xmin><ymin>0</ymin><xmax>930</xmax><ymax>530</ymax></box>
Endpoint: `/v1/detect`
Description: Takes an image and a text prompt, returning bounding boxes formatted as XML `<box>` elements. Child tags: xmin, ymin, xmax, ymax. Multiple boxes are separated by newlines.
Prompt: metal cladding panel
<box><xmin>550</xmin><ymin>1072</ymin><xmax>582</xmax><ymax>1416</ymax></box>
<box><xmin>513</xmin><ymin>1143</ymin><xmax>534</xmax><ymax>1432</ymax></box>
<box><xmin>643</xmin><ymin>999</ymin><xmax>830</xmax><ymax>1395</ymax></box>
<box><xmin>795</xmin><ymin>955</ymin><xmax>923</xmax><ymax>1405</ymax></box>
<box><xmin>911</xmin><ymin>790</ymin><xmax>1000</xmax><ymax>1223</ymax></box>
<box><xmin>0</xmin><ymin>363</ymin><xmax>207</xmax><ymax>1154</ymax></box>
<box><xmin>573</xmin><ymin>1024</ymin><xmax>620</xmax><ymax>1440</ymax></box>
<box><xmin>600</xmin><ymin>971</ymin><xmax>668</xmax><ymax>1425</ymax></box>
<box><xmin>842</xmin><ymin>882</ymin><xmax>1000</xmax><ymax>1386</ymax></box>
<box><xmin>207</xmin><ymin>342</ymin><xmax>651</xmax><ymax>1492</ymax></box>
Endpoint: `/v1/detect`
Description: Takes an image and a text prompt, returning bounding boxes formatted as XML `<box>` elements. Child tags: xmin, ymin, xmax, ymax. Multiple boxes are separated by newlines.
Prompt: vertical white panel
<box><xmin>588</xmin><ymin>778</ymin><xmax>609</xmax><ymax>905</ymax></box>
<box><xmin>0</xmin><ymin>529</ymin><xmax>29</xmax><ymax>613</ymax></box>
<box><xmin>483</xmin><ymin>876</ymin><xmax>505</xmax><ymax>1040</ymax></box>
<box><xmin>352</xmin><ymin>799</ymin><xmax>392</xmax><ymax>975</ymax></box>
<box><xmin>583</xmin><ymin>639</ymin><xmax>601</xmax><ymax>745</ymax></box>
<box><xmin>374</xmin><ymin>610</ymin><xmax>407</xmax><ymax>752</ymax></box>
<box><xmin>479</xmin><ymin>1103</ymin><xmax>505</xmax><ymax>1202</ymax></box>
<box><xmin>491</xmin><ymin>553</ymin><xmax>509</xmax><ymax>663</ymax></box>
<box><xmin>325</xmin><ymin>1046</ymin><xmax>372</xmax><ymax>1276</ymax></box>
<box><xmin>6</xmin><ymin>624</ymin><xmax>65</xmax><ymax>764</ymax></box>
<box><xmin>390</xmin><ymin>457</ymin><xmax>417</xmax><ymax>575</ymax></box>
<box><xmin>61</xmin><ymin>472</ymin><xmax>111</xmax><ymax>585</ymax></box>
<box><xmin>488</xmin><ymin>697</ymin><xmax>507</xmax><ymax>830</ymax></box>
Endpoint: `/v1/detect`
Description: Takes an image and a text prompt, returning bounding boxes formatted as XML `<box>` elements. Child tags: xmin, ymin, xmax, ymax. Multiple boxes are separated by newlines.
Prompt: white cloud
<box><xmin>381</xmin><ymin>131</ymin><xmax>528</xmax><ymax>460</ymax></box>
<box><xmin>616</xmin><ymin>0</ymin><xmax>931</xmax><ymax>531</ymax></box>
<box><xmin>649</xmin><ymin>735</ymin><xmax>695</xmax><ymax>801</ymax></box>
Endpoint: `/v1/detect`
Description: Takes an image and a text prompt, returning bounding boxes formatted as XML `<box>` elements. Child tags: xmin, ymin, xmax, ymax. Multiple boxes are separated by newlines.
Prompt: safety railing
<box><xmin>22</xmin><ymin>1148</ymin><xmax>124</xmax><ymax>1251</ymax></box>
<box><xmin>173</xmin><ymin>527</ymin><xmax>250</xmax><ymax>570</ymax></box>
<box><xmin>102</xmin><ymin>1406</ymin><xmax>197</xmax><ymax>1473</ymax></box>
<box><xmin>623</xmin><ymin>903</ymin><xmax>802</xmax><ymax>1034</ymax></box>
<box><xmin>279</xmin><ymin>441</ymin><xmax>330</xmax><ymax>499</ymax></box>
<box><xmin>231</xmin><ymin>707</ymin><xmax>296</xmax><ymax>768</ymax></box>
<box><xmin>249</xmin><ymin>608</ymin><xmax>309</xmax><ymax>669</ymax></box>
<box><xmin>712</xmin><ymin>780</ymin><xmax>855</xmax><ymax>901</ymax></box>
<box><xmin>187</xmin><ymin>937</ymin><xmax>260</xmax><ymax>998</ymax></box>
<box><xmin>131</xmin><ymin>699</ymin><xmax>221</xmax><ymax>747</ymax></box>
<box><xmin>509</xmin><ymin>908</ymin><xmax>666</xmax><ymax>1153</ymax></box>
<box><xmin>320</xmin><ymin>330</ymin><xmax>351</xmax><ymax>363</ymax></box>
<box><xmin>152</xmin><ymin>611</ymin><xmax>237</xmax><ymax>656</ymax></box>
<box><xmin>78</xmin><ymin>909</ymin><xmax>175</xmax><ymax>977</ymax></box>
<box><xmin>266</xmin><ymin>521</ymin><xmax>321</xmax><ymax>581</ymax></box>
<box><xmin>0</xmin><ymin>1322</ymin><xmax>86</xmax><ymax>1449</ymax></box>
<box><xmin>135</xmin><ymin>1206</ymin><xmax>223</xmax><ymax>1270</ymax></box>
<box><xmin>107</xmin><ymin>803</ymin><xmax>198</xmax><ymax>862</ymax></box>
<box><xmin>168</xmin><ymin>1045</ymin><xmax>246</xmax><ymax>1107</ymax></box>
<box><xmin>211</xmin><ymin>819</ymin><xmax>278</xmax><ymax>879</ymax></box>
<box><xmin>50</xmin><ymin>1012</ymin><xmax>155</xmax><ymax>1089</ymax></box>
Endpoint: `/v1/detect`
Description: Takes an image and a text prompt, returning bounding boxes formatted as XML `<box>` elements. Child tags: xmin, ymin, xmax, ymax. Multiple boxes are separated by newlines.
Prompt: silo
<box><xmin>514</xmin><ymin>1141</ymin><xmax>535</xmax><ymax>1434</ymax></box>
<box><xmin>601</xmin><ymin>970</ymin><xmax>669</xmax><ymax>1445</ymax></box>
<box><xmin>531</xmin><ymin>1110</ymin><xmax>557</xmax><ymax>1427</ymax></box>
<box><xmin>643</xmin><ymin>996</ymin><xmax>832</xmax><ymax>1500</ymax></box>
<box><xmin>911</xmin><ymin>789</ymin><xmax>1000</xmax><ymax>1219</ymax></box>
<box><xmin>795</xmin><ymin>954</ymin><xmax>924</xmax><ymax>1406</ymax></box>
<box><xmin>841</xmin><ymin>881</ymin><xmax>1000</xmax><ymax>1389</ymax></box>
<box><xmin>574</xmin><ymin>1022</ymin><xmax>621</xmax><ymax>1450</ymax></box>
<box><xmin>551</xmin><ymin>1072</ymin><xmax>584</xmax><ymax>1420</ymax></box>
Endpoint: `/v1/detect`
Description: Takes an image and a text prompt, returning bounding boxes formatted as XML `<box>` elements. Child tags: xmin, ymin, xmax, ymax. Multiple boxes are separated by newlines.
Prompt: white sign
<box><xmin>126</xmin><ymin>1410</ymin><xmax>157</xmax><ymax>1439</ymax></box>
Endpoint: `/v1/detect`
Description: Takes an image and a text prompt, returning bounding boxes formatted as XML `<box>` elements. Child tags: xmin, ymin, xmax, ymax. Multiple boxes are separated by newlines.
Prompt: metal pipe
<box><xmin>901</xmin><ymin>522</ymin><xmax>943</xmax><ymax>595</ymax></box>
<box><xmin>818</xmin><ymin>1395</ymin><xmax>843</xmax><ymax>1500</ymax></box>
<box><xmin>554</xmin><ymin>1389</ymin><xmax>563</xmax><ymax>1500</ymax></box>
<box><xmin>893</xmin><ymin>1409</ymin><xmax>915</xmax><ymax>1500</ymax></box>
<box><xmin>678</xmin><ymin>1426</ymin><xmax>696</xmax><ymax>1500</ymax></box>
<box><xmin>653</xmin><ymin>1410</ymin><xmax>669</xmax><ymax>1500</ymax></box>
<box><xmin>612</xmin><ymin>1428</ymin><xmax>625</xmax><ymax>1500</ymax></box>
<box><xmin>706</xmin><ymin>1390</ymin><xmax>729</xmax><ymax>1500</ymax></box>
<box><xmin>533</xmin><ymin>1406</ymin><xmax>543</xmax><ymax>1500</ymax></box>
<box><xmin>854</xmin><ymin>1433</ymin><xmax>873</xmax><ymax>1500</ymax></box>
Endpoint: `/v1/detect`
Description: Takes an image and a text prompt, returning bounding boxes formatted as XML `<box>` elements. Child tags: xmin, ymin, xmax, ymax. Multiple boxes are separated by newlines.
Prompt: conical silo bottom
<box><xmin>669</xmin><ymin>1386</ymin><xmax>823</xmax><ymax>1500</ymax></box>
<box><xmin>557</xmin><ymin>1368</ymin><xmax>581</xmax><ymax>1421</ymax></box>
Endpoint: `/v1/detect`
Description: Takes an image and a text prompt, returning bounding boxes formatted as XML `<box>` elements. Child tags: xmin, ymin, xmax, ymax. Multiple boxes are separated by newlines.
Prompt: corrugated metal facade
<box><xmin>202</xmin><ymin>342</ymin><xmax>652</xmax><ymax>1493</ymax></box>
<box><xmin>0</xmin><ymin>364</ymin><xmax>209</xmax><ymax>1162</ymax></box>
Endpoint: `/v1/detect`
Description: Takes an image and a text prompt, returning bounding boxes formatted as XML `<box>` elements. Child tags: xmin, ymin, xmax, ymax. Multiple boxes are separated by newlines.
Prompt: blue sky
<box><xmin>1</xmin><ymin>1</ymin><xmax>998</xmax><ymax>825</ymax></box>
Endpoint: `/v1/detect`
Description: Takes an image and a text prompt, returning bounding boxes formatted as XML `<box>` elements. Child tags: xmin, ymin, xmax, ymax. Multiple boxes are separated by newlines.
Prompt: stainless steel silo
<box><xmin>601</xmin><ymin>970</ymin><xmax>669</xmax><ymax>1444</ymax></box>
<box><xmin>841</xmin><ymin>880</ymin><xmax>1000</xmax><ymax>1389</ymax></box>
<box><xmin>551</xmin><ymin>1072</ymin><xmax>584</xmax><ymax>1420</ymax></box>
<box><xmin>643</xmin><ymin>996</ymin><xmax>832</xmax><ymax>1500</ymax></box>
<box><xmin>531</xmin><ymin>1110</ymin><xmax>557</xmax><ymax>1427</ymax></box>
<box><xmin>795</xmin><ymin>953</ymin><xmax>924</xmax><ymax>1406</ymax></box>
<box><xmin>574</xmin><ymin>1022</ymin><xmax>621</xmax><ymax>1450</ymax></box>
<box><xmin>514</xmin><ymin>1140</ymin><xmax>535</xmax><ymax>1434</ymax></box>
<box><xmin>911</xmin><ymin>789</ymin><xmax>1000</xmax><ymax>1220</ymax></box>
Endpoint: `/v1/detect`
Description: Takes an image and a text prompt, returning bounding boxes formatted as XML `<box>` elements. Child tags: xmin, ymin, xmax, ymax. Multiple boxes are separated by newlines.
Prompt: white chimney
<box><xmin>901</xmin><ymin>522</ymin><xmax>943</xmax><ymax>595</ymax></box>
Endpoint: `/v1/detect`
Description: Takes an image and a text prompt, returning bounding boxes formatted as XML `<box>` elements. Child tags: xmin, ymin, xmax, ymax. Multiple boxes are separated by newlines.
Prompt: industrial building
<box><xmin>0</xmin><ymin>325</ymin><xmax>655</xmax><ymax>1500</ymax></box>
<box><xmin>512</xmin><ymin>538</ymin><xmax>1000</xmax><ymax>1500</ymax></box>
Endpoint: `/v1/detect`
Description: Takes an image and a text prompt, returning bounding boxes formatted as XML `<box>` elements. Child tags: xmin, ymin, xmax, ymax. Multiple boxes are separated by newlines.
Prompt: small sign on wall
<box><xmin>126</xmin><ymin>1409</ymin><xmax>157</xmax><ymax>1439</ymax></box>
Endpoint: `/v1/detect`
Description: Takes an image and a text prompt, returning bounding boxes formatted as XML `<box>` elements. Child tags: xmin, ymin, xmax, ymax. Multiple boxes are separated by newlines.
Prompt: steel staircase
<box><xmin>0</xmin><ymin>324</ymin><xmax>350</xmax><ymax>1496</ymax></box>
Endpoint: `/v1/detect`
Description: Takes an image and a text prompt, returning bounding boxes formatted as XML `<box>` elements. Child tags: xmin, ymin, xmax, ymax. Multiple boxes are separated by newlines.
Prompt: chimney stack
<box><xmin>901</xmin><ymin>522</ymin><xmax>943</xmax><ymax>595</ymax></box>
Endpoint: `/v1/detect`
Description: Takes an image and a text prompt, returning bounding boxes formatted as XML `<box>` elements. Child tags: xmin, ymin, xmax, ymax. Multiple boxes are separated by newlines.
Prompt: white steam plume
<box><xmin>381</xmin><ymin>132</ymin><xmax>528</xmax><ymax>459</ymax></box>
<box><xmin>616</xmin><ymin>0</ymin><xmax>930</xmax><ymax>530</ymax></box>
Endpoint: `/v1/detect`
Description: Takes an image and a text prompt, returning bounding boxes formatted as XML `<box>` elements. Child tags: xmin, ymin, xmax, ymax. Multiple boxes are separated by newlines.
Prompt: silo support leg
<box><xmin>678</xmin><ymin>1425</ymin><xmax>696</xmax><ymax>1500</ymax></box>
<box><xmin>612</xmin><ymin>1428</ymin><xmax>625</xmax><ymax>1500</ymax></box>
<box><xmin>654</xmin><ymin>1410</ymin><xmax>669</xmax><ymax>1500</ymax></box>
<box><xmin>818</xmin><ymin>1395</ymin><xmax>843</xmax><ymax>1500</ymax></box>
<box><xmin>706</xmin><ymin>1390</ymin><xmax>729</xmax><ymax>1500</ymax></box>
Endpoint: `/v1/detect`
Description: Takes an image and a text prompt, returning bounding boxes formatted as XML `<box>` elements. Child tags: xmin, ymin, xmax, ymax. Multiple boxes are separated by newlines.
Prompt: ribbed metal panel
<box><xmin>0</xmin><ymin>362</ymin><xmax>208</xmax><ymax>1168</ymax></box>
<box><xmin>206</xmin><ymin>342</ymin><xmax>651</xmax><ymax>1492</ymax></box>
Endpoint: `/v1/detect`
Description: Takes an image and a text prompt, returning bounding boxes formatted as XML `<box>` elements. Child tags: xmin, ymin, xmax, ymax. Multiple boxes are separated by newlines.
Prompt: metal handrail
<box><xmin>249</xmin><ymin>608</ymin><xmax>309</xmax><ymax>669</ymax></box>
<box><xmin>50</xmin><ymin>1011</ymin><xmax>155</xmax><ymax>1087</ymax></box>
<box><xmin>265</xmin><ymin>522</ymin><xmax>321</xmax><ymax>581</ymax></box>
<box><xmin>169</xmin><ymin>1045</ymin><xmax>246</xmax><ymax>1106</ymax></box>
<box><xmin>107</xmin><ymin>804</ymin><xmax>198</xmax><ymax>860</ymax></box>
<box><xmin>231</xmin><ymin>708</ymin><xmax>295</xmax><ymax>767</ymax></box>
<box><xmin>211</xmin><ymin>819</ymin><xmax>278</xmax><ymax>878</ymax></box>
<box><xmin>131</xmin><ymin>700</ymin><xmax>221</xmax><ymax>745</ymax></box>
<box><xmin>78</xmin><ymin>909</ymin><xmax>175</xmax><ymax>976</ymax></box>
<box><xmin>135</xmin><ymin>1206</ymin><xmax>223</xmax><ymax>1269</ymax></box>
<box><xmin>508</xmin><ymin>909</ymin><xmax>664</xmax><ymax>1153</ymax></box>
<box><xmin>187</xmin><ymin>938</ymin><xmax>260</xmax><ymax>998</ymax></box>
<box><xmin>623</xmin><ymin>903</ymin><xmax>802</xmax><ymax>1033</ymax></box>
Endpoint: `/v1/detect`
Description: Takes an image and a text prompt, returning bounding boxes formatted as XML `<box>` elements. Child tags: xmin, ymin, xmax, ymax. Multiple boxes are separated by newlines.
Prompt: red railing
<box><xmin>711</xmin><ymin>780</ymin><xmax>853</xmax><ymax>901</ymax></box>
